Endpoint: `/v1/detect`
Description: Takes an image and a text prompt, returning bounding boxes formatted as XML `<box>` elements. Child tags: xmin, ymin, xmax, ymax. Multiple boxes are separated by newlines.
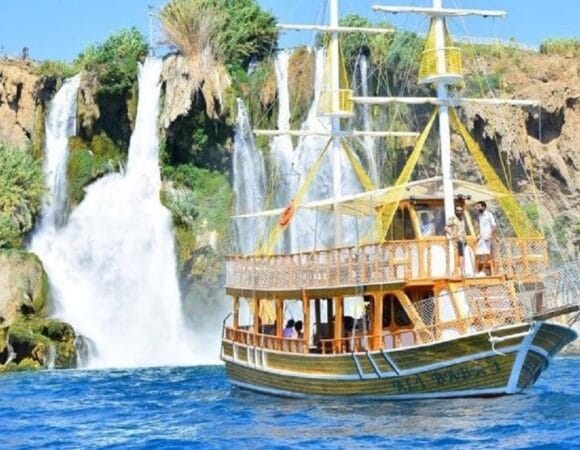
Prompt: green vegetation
<box><xmin>67</xmin><ymin>135</ymin><xmax>126</xmax><ymax>206</ymax></box>
<box><xmin>523</xmin><ymin>202</ymin><xmax>540</xmax><ymax>227</ymax></box>
<box><xmin>161</xmin><ymin>164</ymin><xmax>232</xmax><ymax>276</ymax></box>
<box><xmin>540</xmin><ymin>38</ymin><xmax>580</xmax><ymax>57</ymax></box>
<box><xmin>160</xmin><ymin>0</ymin><xmax>277</xmax><ymax>68</ymax></box>
<box><xmin>463</xmin><ymin>72</ymin><xmax>503</xmax><ymax>97</ymax></box>
<box><xmin>0</xmin><ymin>145</ymin><xmax>45</xmax><ymax>249</ymax></box>
<box><xmin>36</xmin><ymin>60</ymin><xmax>77</xmax><ymax>78</ymax></box>
<box><xmin>75</xmin><ymin>27</ymin><xmax>148</xmax><ymax>95</ymax></box>
<box><xmin>162</xmin><ymin>164</ymin><xmax>232</xmax><ymax>232</ymax></box>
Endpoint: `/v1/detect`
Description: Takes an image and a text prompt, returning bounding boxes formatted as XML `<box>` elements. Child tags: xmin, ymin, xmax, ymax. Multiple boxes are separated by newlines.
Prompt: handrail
<box><xmin>227</xmin><ymin>237</ymin><xmax>548</xmax><ymax>291</ymax></box>
<box><xmin>224</xmin><ymin>327</ymin><xmax>307</xmax><ymax>354</ymax></box>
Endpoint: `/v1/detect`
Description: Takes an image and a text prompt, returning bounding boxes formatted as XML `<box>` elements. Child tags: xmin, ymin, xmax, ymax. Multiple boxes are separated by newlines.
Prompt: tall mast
<box><xmin>330</xmin><ymin>0</ymin><xmax>343</xmax><ymax>246</ymax></box>
<box><xmin>372</xmin><ymin>1</ymin><xmax>507</xmax><ymax>223</ymax></box>
<box><xmin>433</xmin><ymin>0</ymin><xmax>454</xmax><ymax>221</ymax></box>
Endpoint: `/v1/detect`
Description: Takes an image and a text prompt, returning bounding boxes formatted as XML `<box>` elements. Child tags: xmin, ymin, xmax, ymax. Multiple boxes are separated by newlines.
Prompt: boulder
<box><xmin>0</xmin><ymin>250</ymin><xmax>49</xmax><ymax>326</ymax></box>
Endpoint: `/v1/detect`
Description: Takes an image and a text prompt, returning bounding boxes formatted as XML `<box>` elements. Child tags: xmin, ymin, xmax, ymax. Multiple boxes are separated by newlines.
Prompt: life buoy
<box><xmin>278</xmin><ymin>204</ymin><xmax>295</xmax><ymax>227</ymax></box>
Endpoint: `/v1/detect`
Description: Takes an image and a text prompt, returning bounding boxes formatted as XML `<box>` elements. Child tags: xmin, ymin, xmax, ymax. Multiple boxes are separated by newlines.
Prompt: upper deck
<box><xmin>226</xmin><ymin>236</ymin><xmax>548</xmax><ymax>295</ymax></box>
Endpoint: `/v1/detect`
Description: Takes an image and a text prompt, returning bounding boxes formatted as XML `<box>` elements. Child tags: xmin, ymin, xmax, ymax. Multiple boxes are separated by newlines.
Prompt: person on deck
<box><xmin>475</xmin><ymin>201</ymin><xmax>497</xmax><ymax>275</ymax></box>
<box><xmin>283</xmin><ymin>319</ymin><xmax>297</xmax><ymax>338</ymax></box>
<box><xmin>445</xmin><ymin>205</ymin><xmax>468</xmax><ymax>277</ymax></box>
<box><xmin>420</xmin><ymin>212</ymin><xmax>435</xmax><ymax>236</ymax></box>
<box><xmin>294</xmin><ymin>320</ymin><xmax>304</xmax><ymax>339</ymax></box>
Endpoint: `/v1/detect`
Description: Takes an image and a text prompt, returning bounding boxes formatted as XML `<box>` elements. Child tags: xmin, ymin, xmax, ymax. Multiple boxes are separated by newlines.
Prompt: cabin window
<box><xmin>382</xmin><ymin>294</ymin><xmax>394</xmax><ymax>327</ymax></box>
<box><xmin>386</xmin><ymin>207</ymin><xmax>415</xmax><ymax>240</ymax></box>
<box><xmin>394</xmin><ymin>299</ymin><xmax>412</xmax><ymax>326</ymax></box>
<box><xmin>416</xmin><ymin>205</ymin><xmax>446</xmax><ymax>236</ymax></box>
<box><xmin>383</xmin><ymin>294</ymin><xmax>412</xmax><ymax>328</ymax></box>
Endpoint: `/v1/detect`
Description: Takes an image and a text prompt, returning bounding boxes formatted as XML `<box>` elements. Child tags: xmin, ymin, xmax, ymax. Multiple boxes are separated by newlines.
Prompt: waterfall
<box><xmin>39</xmin><ymin>75</ymin><xmax>81</xmax><ymax>228</ymax></box>
<box><xmin>232</xmin><ymin>98</ymin><xmax>266</xmax><ymax>254</ymax></box>
<box><xmin>290</xmin><ymin>49</ymin><xmax>363</xmax><ymax>252</ymax></box>
<box><xmin>271</xmin><ymin>50</ymin><xmax>297</xmax><ymax>252</ymax></box>
<box><xmin>30</xmin><ymin>58</ymin><xmax>199</xmax><ymax>368</ymax></box>
<box><xmin>356</xmin><ymin>54</ymin><xmax>378</xmax><ymax>184</ymax></box>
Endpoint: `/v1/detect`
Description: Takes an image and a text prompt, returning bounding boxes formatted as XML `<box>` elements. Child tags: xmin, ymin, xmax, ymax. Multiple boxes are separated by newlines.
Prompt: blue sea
<box><xmin>1</xmin><ymin>357</ymin><xmax>578</xmax><ymax>449</ymax></box>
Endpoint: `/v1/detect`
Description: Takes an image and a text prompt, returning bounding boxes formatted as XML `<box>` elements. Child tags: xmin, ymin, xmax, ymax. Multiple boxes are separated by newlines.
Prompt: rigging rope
<box><xmin>256</xmin><ymin>138</ymin><xmax>333</xmax><ymax>256</ymax></box>
<box><xmin>341</xmin><ymin>140</ymin><xmax>376</xmax><ymax>191</ymax></box>
<box><xmin>448</xmin><ymin>108</ymin><xmax>542</xmax><ymax>239</ymax></box>
<box><xmin>358</xmin><ymin>110</ymin><xmax>438</xmax><ymax>244</ymax></box>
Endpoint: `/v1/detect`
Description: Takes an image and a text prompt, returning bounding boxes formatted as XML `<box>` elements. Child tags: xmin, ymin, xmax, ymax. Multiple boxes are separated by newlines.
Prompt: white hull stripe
<box><xmin>506</xmin><ymin>322</ymin><xmax>540</xmax><ymax>394</ymax></box>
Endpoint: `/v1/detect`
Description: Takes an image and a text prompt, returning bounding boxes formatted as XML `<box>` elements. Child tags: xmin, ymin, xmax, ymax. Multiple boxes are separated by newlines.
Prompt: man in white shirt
<box><xmin>475</xmin><ymin>201</ymin><xmax>497</xmax><ymax>275</ymax></box>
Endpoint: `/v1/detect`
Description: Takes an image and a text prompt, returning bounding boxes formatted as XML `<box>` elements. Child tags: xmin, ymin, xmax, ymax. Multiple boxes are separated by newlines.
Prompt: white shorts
<box><xmin>475</xmin><ymin>238</ymin><xmax>491</xmax><ymax>255</ymax></box>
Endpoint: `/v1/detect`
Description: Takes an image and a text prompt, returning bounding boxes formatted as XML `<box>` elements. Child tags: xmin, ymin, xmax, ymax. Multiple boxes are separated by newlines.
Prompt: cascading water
<box><xmin>30</xmin><ymin>58</ymin><xmax>200</xmax><ymax>368</ymax></box>
<box><xmin>233</xmin><ymin>99</ymin><xmax>266</xmax><ymax>254</ymax></box>
<box><xmin>38</xmin><ymin>75</ymin><xmax>81</xmax><ymax>229</ymax></box>
<box><xmin>271</xmin><ymin>50</ymin><xmax>297</xmax><ymax>252</ymax></box>
<box><xmin>290</xmin><ymin>49</ymin><xmax>363</xmax><ymax>252</ymax></box>
<box><xmin>355</xmin><ymin>54</ymin><xmax>378</xmax><ymax>184</ymax></box>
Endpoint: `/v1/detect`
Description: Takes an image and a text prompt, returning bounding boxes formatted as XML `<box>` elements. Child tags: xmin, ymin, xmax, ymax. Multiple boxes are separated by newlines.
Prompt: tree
<box><xmin>75</xmin><ymin>27</ymin><xmax>149</xmax><ymax>95</ymax></box>
<box><xmin>0</xmin><ymin>146</ymin><xmax>45</xmax><ymax>248</ymax></box>
<box><xmin>160</xmin><ymin>0</ymin><xmax>277</xmax><ymax>68</ymax></box>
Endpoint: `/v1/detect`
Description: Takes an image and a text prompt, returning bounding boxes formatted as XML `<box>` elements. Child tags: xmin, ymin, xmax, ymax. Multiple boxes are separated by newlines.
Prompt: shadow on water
<box><xmin>0</xmin><ymin>358</ymin><xmax>578</xmax><ymax>449</ymax></box>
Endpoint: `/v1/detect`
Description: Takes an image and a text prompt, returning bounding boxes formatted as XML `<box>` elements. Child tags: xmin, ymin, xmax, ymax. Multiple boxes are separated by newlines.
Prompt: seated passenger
<box><xmin>283</xmin><ymin>319</ymin><xmax>297</xmax><ymax>338</ymax></box>
<box><xmin>294</xmin><ymin>320</ymin><xmax>304</xmax><ymax>339</ymax></box>
<box><xmin>420</xmin><ymin>212</ymin><xmax>435</xmax><ymax>236</ymax></box>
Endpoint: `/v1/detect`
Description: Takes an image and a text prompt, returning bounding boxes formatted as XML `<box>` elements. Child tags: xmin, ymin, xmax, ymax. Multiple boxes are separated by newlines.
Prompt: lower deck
<box><xmin>221</xmin><ymin>322</ymin><xmax>577</xmax><ymax>398</ymax></box>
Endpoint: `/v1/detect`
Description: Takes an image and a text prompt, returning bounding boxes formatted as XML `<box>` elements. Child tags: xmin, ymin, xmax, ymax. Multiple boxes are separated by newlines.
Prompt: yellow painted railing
<box><xmin>419</xmin><ymin>47</ymin><xmax>462</xmax><ymax>80</ymax></box>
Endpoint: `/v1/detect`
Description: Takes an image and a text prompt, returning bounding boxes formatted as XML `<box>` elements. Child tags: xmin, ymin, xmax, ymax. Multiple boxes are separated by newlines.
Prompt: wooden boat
<box><xmin>221</xmin><ymin>0</ymin><xmax>579</xmax><ymax>399</ymax></box>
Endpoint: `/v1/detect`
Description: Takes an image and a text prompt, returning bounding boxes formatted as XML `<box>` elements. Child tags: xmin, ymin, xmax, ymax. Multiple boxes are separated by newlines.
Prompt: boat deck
<box><xmin>226</xmin><ymin>237</ymin><xmax>548</xmax><ymax>295</ymax></box>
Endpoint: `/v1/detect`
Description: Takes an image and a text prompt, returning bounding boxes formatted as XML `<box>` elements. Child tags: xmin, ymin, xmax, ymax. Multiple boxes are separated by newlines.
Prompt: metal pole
<box><xmin>433</xmin><ymin>0</ymin><xmax>454</xmax><ymax>221</ymax></box>
<box><xmin>330</xmin><ymin>0</ymin><xmax>343</xmax><ymax>247</ymax></box>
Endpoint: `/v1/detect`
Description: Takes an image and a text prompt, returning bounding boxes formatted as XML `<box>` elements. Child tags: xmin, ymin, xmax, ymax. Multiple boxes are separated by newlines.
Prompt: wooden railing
<box><xmin>493</xmin><ymin>238</ymin><xmax>548</xmax><ymax>279</ymax></box>
<box><xmin>224</xmin><ymin>327</ymin><xmax>306</xmax><ymax>353</ymax></box>
<box><xmin>223</xmin><ymin>270</ymin><xmax>573</xmax><ymax>357</ymax></box>
<box><xmin>226</xmin><ymin>238</ymin><xmax>548</xmax><ymax>290</ymax></box>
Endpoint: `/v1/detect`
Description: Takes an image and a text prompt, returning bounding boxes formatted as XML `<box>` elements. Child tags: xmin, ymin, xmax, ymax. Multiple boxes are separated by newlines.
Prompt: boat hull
<box><xmin>221</xmin><ymin>322</ymin><xmax>577</xmax><ymax>399</ymax></box>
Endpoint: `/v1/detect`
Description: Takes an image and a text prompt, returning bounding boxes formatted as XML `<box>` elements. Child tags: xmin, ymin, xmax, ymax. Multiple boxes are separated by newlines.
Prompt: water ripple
<box><xmin>0</xmin><ymin>358</ymin><xmax>578</xmax><ymax>449</ymax></box>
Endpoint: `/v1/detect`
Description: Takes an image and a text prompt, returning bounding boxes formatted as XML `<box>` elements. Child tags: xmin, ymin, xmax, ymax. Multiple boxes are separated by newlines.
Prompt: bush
<box><xmin>160</xmin><ymin>0</ymin><xmax>277</xmax><ymax>68</ymax></box>
<box><xmin>36</xmin><ymin>60</ymin><xmax>77</xmax><ymax>78</ymax></box>
<box><xmin>540</xmin><ymin>38</ymin><xmax>580</xmax><ymax>57</ymax></box>
<box><xmin>75</xmin><ymin>27</ymin><xmax>148</xmax><ymax>95</ymax></box>
<box><xmin>161</xmin><ymin>164</ymin><xmax>232</xmax><ymax>271</ymax></box>
<box><xmin>0</xmin><ymin>145</ymin><xmax>45</xmax><ymax>249</ymax></box>
<box><xmin>67</xmin><ymin>134</ymin><xmax>126</xmax><ymax>206</ymax></box>
<box><xmin>463</xmin><ymin>72</ymin><xmax>502</xmax><ymax>96</ymax></box>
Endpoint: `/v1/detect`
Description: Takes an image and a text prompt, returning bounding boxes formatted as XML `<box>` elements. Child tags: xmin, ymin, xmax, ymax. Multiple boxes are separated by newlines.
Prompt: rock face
<box><xmin>0</xmin><ymin>59</ymin><xmax>42</xmax><ymax>148</ymax></box>
<box><xmin>0</xmin><ymin>250</ymin><xmax>77</xmax><ymax>371</ymax></box>
<box><xmin>459</xmin><ymin>52</ymin><xmax>579</xmax><ymax>253</ymax></box>
<box><xmin>0</xmin><ymin>250</ymin><xmax>48</xmax><ymax>325</ymax></box>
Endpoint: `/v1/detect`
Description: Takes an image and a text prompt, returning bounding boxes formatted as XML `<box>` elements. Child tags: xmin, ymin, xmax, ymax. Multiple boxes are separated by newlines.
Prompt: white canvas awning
<box><xmin>233</xmin><ymin>177</ymin><xmax>500</xmax><ymax>219</ymax></box>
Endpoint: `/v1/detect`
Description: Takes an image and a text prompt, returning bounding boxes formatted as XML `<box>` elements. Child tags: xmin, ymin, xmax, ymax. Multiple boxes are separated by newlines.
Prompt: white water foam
<box><xmin>38</xmin><ymin>75</ymin><xmax>81</xmax><ymax>228</ymax></box>
<box><xmin>31</xmin><ymin>58</ymin><xmax>205</xmax><ymax>368</ymax></box>
<box><xmin>232</xmin><ymin>99</ymin><xmax>266</xmax><ymax>254</ymax></box>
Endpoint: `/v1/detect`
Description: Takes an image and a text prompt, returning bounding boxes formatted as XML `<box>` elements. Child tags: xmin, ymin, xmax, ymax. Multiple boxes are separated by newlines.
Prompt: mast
<box><xmin>372</xmin><ymin>0</ymin><xmax>507</xmax><ymax>223</ymax></box>
<box><xmin>330</xmin><ymin>0</ymin><xmax>343</xmax><ymax>246</ymax></box>
<box><xmin>433</xmin><ymin>0</ymin><xmax>454</xmax><ymax>221</ymax></box>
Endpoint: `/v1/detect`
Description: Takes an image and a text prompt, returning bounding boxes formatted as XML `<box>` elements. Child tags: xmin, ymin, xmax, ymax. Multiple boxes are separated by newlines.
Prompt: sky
<box><xmin>0</xmin><ymin>0</ymin><xmax>578</xmax><ymax>61</ymax></box>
